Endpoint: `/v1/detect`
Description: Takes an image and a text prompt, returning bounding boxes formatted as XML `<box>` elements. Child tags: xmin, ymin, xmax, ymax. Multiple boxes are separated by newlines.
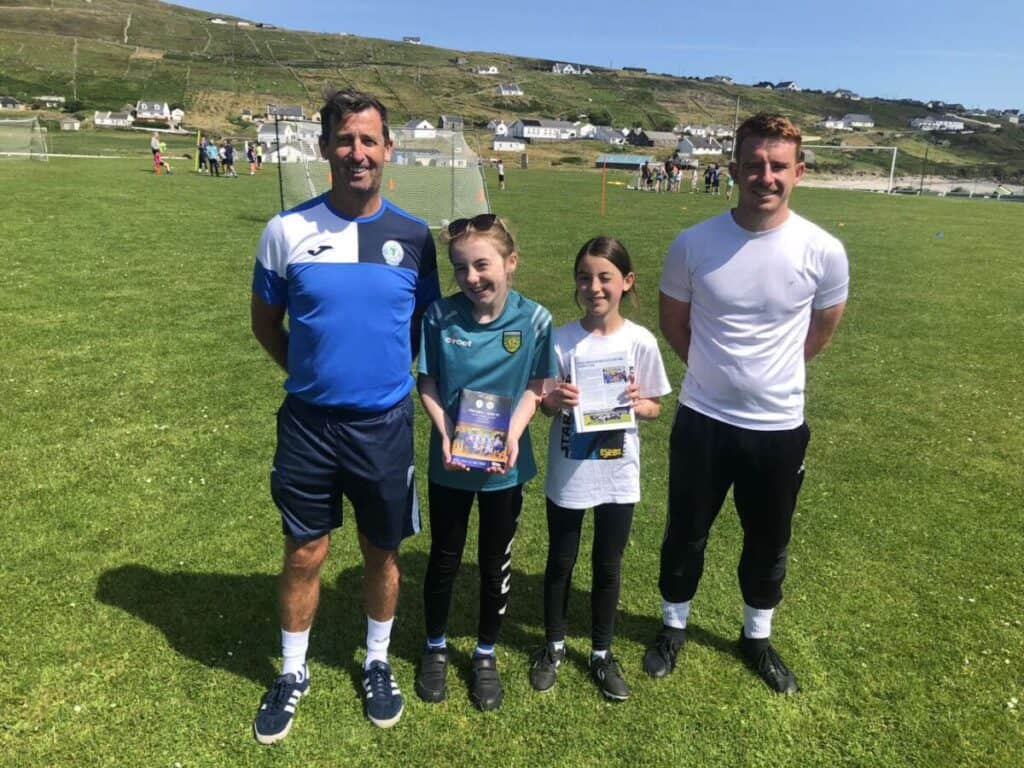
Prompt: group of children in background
<box><xmin>414</xmin><ymin>214</ymin><xmax>670</xmax><ymax>708</ymax></box>
<box><xmin>196</xmin><ymin>136</ymin><xmax>264</xmax><ymax>177</ymax></box>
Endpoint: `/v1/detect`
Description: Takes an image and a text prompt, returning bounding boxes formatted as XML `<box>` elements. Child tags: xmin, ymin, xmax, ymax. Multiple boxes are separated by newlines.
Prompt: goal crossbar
<box><xmin>803</xmin><ymin>144</ymin><xmax>898</xmax><ymax>193</ymax></box>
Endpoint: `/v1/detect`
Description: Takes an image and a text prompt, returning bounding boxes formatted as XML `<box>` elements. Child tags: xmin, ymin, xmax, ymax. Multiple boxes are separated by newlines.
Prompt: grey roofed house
<box><xmin>590</xmin><ymin>126</ymin><xmax>625</xmax><ymax>143</ymax></box>
<box><xmin>267</xmin><ymin>104</ymin><xmax>305</xmax><ymax>120</ymax></box>
<box><xmin>0</xmin><ymin>96</ymin><xmax>23</xmax><ymax>108</ymax></box>
<box><xmin>438</xmin><ymin>115</ymin><xmax>464</xmax><ymax>131</ymax></box>
<box><xmin>753</xmin><ymin>81</ymin><xmax>774</xmax><ymax>89</ymax></box>
<box><xmin>627</xmin><ymin>128</ymin><xmax>678</xmax><ymax>147</ymax></box>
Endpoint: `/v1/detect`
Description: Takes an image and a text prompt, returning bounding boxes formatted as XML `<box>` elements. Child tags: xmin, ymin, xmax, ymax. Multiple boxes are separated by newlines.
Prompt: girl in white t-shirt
<box><xmin>530</xmin><ymin>236</ymin><xmax>671</xmax><ymax>700</ymax></box>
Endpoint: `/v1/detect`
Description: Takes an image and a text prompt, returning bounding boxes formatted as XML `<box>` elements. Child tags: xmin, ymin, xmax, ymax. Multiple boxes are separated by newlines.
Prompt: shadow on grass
<box><xmin>96</xmin><ymin>550</ymin><xmax>722</xmax><ymax>689</ymax></box>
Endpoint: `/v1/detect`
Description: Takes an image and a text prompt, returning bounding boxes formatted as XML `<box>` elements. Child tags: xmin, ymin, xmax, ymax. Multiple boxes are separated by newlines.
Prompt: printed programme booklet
<box><xmin>451</xmin><ymin>388</ymin><xmax>513</xmax><ymax>470</ymax></box>
<box><xmin>570</xmin><ymin>350</ymin><xmax>635</xmax><ymax>433</ymax></box>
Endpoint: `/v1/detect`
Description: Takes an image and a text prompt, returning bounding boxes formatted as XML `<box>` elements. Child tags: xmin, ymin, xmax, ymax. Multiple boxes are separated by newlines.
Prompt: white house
<box><xmin>475</xmin><ymin>65</ymin><xmax>500</xmax><ymax>75</ymax></box>
<box><xmin>236</xmin><ymin>21</ymin><xmax>250</xmax><ymax>27</ymax></box>
<box><xmin>258</xmin><ymin>121</ymin><xmax>296</xmax><ymax>146</ymax></box>
<box><xmin>509</xmin><ymin>118</ymin><xmax>577</xmax><ymax>141</ymax></box>
<box><xmin>402</xmin><ymin>36</ymin><xmax>421</xmax><ymax>44</ymax></box>
<box><xmin>843</xmin><ymin>113</ymin><xmax>874</xmax><ymax>129</ymax></box>
<box><xmin>551</xmin><ymin>63</ymin><xmax>579</xmax><ymax>75</ymax></box>
<box><xmin>497</xmin><ymin>83</ymin><xmax>524</xmax><ymax>97</ymax></box>
<box><xmin>678</xmin><ymin>124</ymin><xmax>708</xmax><ymax>137</ymax></box>
<box><xmin>493</xmin><ymin>136</ymin><xmax>526</xmax><ymax>152</ymax></box>
<box><xmin>94</xmin><ymin>111</ymin><xmax>133</xmax><ymax>128</ymax></box>
<box><xmin>135</xmin><ymin>100</ymin><xmax>171</xmax><ymax>123</ymax></box>
<box><xmin>170</xmin><ymin>107</ymin><xmax>185</xmax><ymax>127</ymax></box>
<box><xmin>707</xmin><ymin>124</ymin><xmax>734</xmax><ymax>138</ymax></box>
<box><xmin>581</xmin><ymin>67</ymin><xmax>593</xmax><ymax>76</ymax></box>
<box><xmin>60</xmin><ymin>117</ymin><xmax>81</xmax><ymax>131</ymax></box>
<box><xmin>403</xmin><ymin>119</ymin><xmax>436</xmax><ymax>139</ymax></box>
<box><xmin>909</xmin><ymin>116</ymin><xmax>964</xmax><ymax>131</ymax></box>
<box><xmin>488</xmin><ymin>119</ymin><xmax>508</xmax><ymax>136</ymax></box>
<box><xmin>775</xmin><ymin>81</ymin><xmax>801</xmax><ymax>91</ymax></box>
<box><xmin>818</xmin><ymin>116</ymin><xmax>852</xmax><ymax>131</ymax></box>
<box><xmin>677</xmin><ymin>136</ymin><xmax>723</xmax><ymax>156</ymax></box>
<box><xmin>588</xmin><ymin>126</ymin><xmax>626</xmax><ymax>145</ymax></box>
<box><xmin>208</xmin><ymin>17</ymin><xmax>228</xmax><ymax>25</ymax></box>
<box><xmin>833</xmin><ymin>89</ymin><xmax>862</xmax><ymax>101</ymax></box>
<box><xmin>267</xmin><ymin>104</ymin><xmax>305</xmax><ymax>121</ymax></box>
<box><xmin>34</xmin><ymin>95</ymin><xmax>65</xmax><ymax>108</ymax></box>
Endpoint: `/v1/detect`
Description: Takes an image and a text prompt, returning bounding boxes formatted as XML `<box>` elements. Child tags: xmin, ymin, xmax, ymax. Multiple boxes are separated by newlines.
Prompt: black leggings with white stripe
<box><xmin>423</xmin><ymin>482</ymin><xmax>523</xmax><ymax>646</ymax></box>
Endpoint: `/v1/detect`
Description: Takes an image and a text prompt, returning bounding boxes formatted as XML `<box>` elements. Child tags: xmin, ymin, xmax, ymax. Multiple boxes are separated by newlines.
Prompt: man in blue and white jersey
<box><xmin>250</xmin><ymin>89</ymin><xmax>440</xmax><ymax>741</ymax></box>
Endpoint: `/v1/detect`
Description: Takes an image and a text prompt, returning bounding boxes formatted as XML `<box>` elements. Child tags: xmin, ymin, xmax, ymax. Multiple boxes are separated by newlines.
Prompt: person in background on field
<box><xmin>647</xmin><ymin>113</ymin><xmax>848</xmax><ymax>695</ymax></box>
<box><xmin>150</xmin><ymin>132</ymin><xmax>160</xmax><ymax>158</ymax></box>
<box><xmin>690</xmin><ymin>166</ymin><xmax>699</xmax><ymax>193</ymax></box>
<box><xmin>414</xmin><ymin>214</ymin><xmax>556</xmax><ymax>712</ymax></box>
<box><xmin>198</xmin><ymin>136</ymin><xmax>209</xmax><ymax>174</ymax></box>
<box><xmin>158</xmin><ymin>139</ymin><xmax>172</xmax><ymax>175</ymax></box>
<box><xmin>725</xmin><ymin>169</ymin><xmax>735</xmax><ymax>201</ymax></box>
<box><xmin>206</xmin><ymin>139</ymin><xmax>220</xmax><ymax>176</ymax></box>
<box><xmin>703</xmin><ymin>164</ymin><xmax>713</xmax><ymax>193</ymax></box>
<box><xmin>250</xmin><ymin>88</ymin><xmax>439</xmax><ymax>742</ymax></box>
<box><xmin>640</xmin><ymin>160</ymin><xmax>651</xmax><ymax>191</ymax></box>
<box><xmin>246</xmin><ymin>141</ymin><xmax>257</xmax><ymax>175</ymax></box>
<box><xmin>497</xmin><ymin>158</ymin><xmax>506</xmax><ymax>191</ymax></box>
<box><xmin>223</xmin><ymin>139</ymin><xmax>238</xmax><ymax>177</ymax></box>
<box><xmin>711</xmin><ymin>163</ymin><xmax>721</xmax><ymax>196</ymax></box>
<box><xmin>256</xmin><ymin>141</ymin><xmax>264</xmax><ymax>169</ymax></box>
<box><xmin>529</xmin><ymin>236</ymin><xmax>670</xmax><ymax>702</ymax></box>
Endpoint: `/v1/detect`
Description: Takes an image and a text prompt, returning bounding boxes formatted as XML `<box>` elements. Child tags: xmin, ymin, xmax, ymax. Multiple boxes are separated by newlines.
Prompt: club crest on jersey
<box><xmin>502</xmin><ymin>330</ymin><xmax>522</xmax><ymax>354</ymax></box>
<box><xmin>381</xmin><ymin>240</ymin><xmax>404</xmax><ymax>266</ymax></box>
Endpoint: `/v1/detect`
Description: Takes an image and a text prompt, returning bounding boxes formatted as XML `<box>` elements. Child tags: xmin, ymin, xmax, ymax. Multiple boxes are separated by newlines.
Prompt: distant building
<box><xmin>94</xmin><ymin>111</ymin><xmax>133</xmax><ymax>128</ymax></box>
<box><xmin>403</xmin><ymin>119</ymin><xmax>436</xmax><ymax>139</ymax></box>
<box><xmin>775</xmin><ymin>81</ymin><xmax>801</xmax><ymax>91</ymax></box>
<box><xmin>488</xmin><ymin>119</ymin><xmax>508</xmax><ymax>136</ymax></box>
<box><xmin>135</xmin><ymin>100</ymin><xmax>171</xmax><ymax>124</ymax></box>
<box><xmin>403</xmin><ymin>36</ymin><xmax>421</xmax><ymax>44</ymax></box>
<box><xmin>33</xmin><ymin>95</ymin><xmax>65</xmax><ymax>108</ymax></box>
<box><xmin>60</xmin><ymin>117</ymin><xmax>81</xmax><ymax>131</ymax></box>
<box><xmin>595</xmin><ymin>153</ymin><xmax>652</xmax><ymax>170</ymax></box>
<box><xmin>843</xmin><ymin>113</ymin><xmax>874</xmax><ymax>129</ymax></box>
<box><xmin>626</xmin><ymin>128</ymin><xmax>678</xmax><ymax>148</ymax></box>
<box><xmin>438</xmin><ymin>115</ymin><xmax>464</xmax><ymax>131</ymax></box>
<box><xmin>493</xmin><ymin>136</ymin><xmax>526</xmax><ymax>152</ymax></box>
<box><xmin>705</xmin><ymin>75</ymin><xmax>734</xmax><ymax>84</ymax></box>
<box><xmin>752</xmin><ymin>81</ymin><xmax>774</xmax><ymax>90</ymax></box>
<box><xmin>497</xmin><ymin>83</ymin><xmax>524</xmax><ymax>97</ymax></box>
<box><xmin>909</xmin><ymin>116</ymin><xmax>964</xmax><ymax>132</ymax></box>
<box><xmin>0</xmin><ymin>96</ymin><xmax>25</xmax><ymax>110</ymax></box>
<box><xmin>474</xmin><ymin>65</ymin><xmax>499</xmax><ymax>75</ymax></box>
<box><xmin>267</xmin><ymin>104</ymin><xmax>305</xmax><ymax>121</ymax></box>
<box><xmin>833</xmin><ymin>89</ymin><xmax>862</xmax><ymax>101</ymax></box>
<box><xmin>208</xmin><ymin>17</ymin><xmax>228</xmax><ymax>25</ymax></box>
<box><xmin>818</xmin><ymin>116</ymin><xmax>851</xmax><ymax>131</ymax></box>
<box><xmin>551</xmin><ymin>63</ymin><xmax>579</xmax><ymax>75</ymax></box>
<box><xmin>677</xmin><ymin>136</ymin><xmax>723</xmax><ymax>156</ymax></box>
<box><xmin>509</xmin><ymin>118</ymin><xmax>577</xmax><ymax>141</ymax></box>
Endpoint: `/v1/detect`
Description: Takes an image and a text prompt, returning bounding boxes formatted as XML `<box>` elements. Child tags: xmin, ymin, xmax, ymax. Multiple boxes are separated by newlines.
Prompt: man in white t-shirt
<box><xmin>647</xmin><ymin>113</ymin><xmax>849</xmax><ymax>694</ymax></box>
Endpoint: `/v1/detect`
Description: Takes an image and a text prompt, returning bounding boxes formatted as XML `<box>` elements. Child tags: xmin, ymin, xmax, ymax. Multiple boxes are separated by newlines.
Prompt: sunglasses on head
<box><xmin>447</xmin><ymin>213</ymin><xmax>499</xmax><ymax>238</ymax></box>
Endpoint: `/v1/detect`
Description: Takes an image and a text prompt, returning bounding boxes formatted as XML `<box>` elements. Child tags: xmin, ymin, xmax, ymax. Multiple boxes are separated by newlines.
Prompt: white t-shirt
<box><xmin>545</xmin><ymin>320</ymin><xmax>672</xmax><ymax>508</ymax></box>
<box><xmin>660</xmin><ymin>210</ymin><xmax>849</xmax><ymax>431</ymax></box>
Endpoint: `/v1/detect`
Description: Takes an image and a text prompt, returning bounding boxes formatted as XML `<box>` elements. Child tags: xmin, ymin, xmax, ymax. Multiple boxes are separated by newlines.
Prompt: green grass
<box><xmin>0</xmin><ymin>157</ymin><xmax>1022</xmax><ymax>767</ymax></box>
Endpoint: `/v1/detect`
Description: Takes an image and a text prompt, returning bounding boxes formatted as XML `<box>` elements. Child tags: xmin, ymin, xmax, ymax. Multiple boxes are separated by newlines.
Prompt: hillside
<box><xmin>1</xmin><ymin>0</ymin><xmax>1022</xmax><ymax>179</ymax></box>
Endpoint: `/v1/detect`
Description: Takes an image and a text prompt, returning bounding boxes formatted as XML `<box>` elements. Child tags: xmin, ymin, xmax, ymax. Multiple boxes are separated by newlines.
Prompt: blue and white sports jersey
<box><xmin>253</xmin><ymin>195</ymin><xmax>440</xmax><ymax>410</ymax></box>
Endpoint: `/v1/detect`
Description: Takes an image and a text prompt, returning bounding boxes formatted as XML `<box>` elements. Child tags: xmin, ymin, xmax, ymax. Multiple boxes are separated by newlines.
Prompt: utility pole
<box><xmin>918</xmin><ymin>145</ymin><xmax>929</xmax><ymax>195</ymax></box>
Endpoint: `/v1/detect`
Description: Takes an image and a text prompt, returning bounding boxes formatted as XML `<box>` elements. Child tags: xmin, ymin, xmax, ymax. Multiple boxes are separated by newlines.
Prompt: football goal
<box><xmin>0</xmin><ymin>117</ymin><xmax>49</xmax><ymax>160</ymax></box>
<box><xmin>275</xmin><ymin>125</ymin><xmax>490</xmax><ymax>227</ymax></box>
<box><xmin>802</xmin><ymin>144</ymin><xmax>897</xmax><ymax>193</ymax></box>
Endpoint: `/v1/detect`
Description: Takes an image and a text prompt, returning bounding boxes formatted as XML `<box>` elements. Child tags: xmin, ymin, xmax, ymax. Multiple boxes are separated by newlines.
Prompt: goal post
<box><xmin>275</xmin><ymin>125</ymin><xmax>490</xmax><ymax>227</ymax></box>
<box><xmin>0</xmin><ymin>117</ymin><xmax>49</xmax><ymax>160</ymax></box>
<box><xmin>802</xmin><ymin>144</ymin><xmax>897</xmax><ymax>193</ymax></box>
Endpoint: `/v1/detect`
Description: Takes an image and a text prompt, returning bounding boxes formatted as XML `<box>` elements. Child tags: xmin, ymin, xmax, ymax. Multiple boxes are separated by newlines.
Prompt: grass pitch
<box><xmin>0</xmin><ymin>157</ymin><xmax>1021</xmax><ymax>767</ymax></box>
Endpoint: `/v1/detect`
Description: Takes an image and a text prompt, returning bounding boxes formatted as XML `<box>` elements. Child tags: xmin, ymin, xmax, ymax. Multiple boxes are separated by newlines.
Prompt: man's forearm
<box><xmin>663</xmin><ymin>326</ymin><xmax>690</xmax><ymax>365</ymax></box>
<box><xmin>255</xmin><ymin>326</ymin><xmax>288</xmax><ymax>372</ymax></box>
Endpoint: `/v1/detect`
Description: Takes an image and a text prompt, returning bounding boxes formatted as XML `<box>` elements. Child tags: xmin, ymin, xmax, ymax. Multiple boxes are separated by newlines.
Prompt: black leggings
<box><xmin>543</xmin><ymin>498</ymin><xmax>634</xmax><ymax>651</ymax></box>
<box><xmin>424</xmin><ymin>482</ymin><xmax>523</xmax><ymax>646</ymax></box>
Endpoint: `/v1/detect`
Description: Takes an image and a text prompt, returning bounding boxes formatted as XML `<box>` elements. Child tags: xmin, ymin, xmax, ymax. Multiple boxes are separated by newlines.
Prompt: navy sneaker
<box><xmin>253</xmin><ymin>667</ymin><xmax>310</xmax><ymax>745</ymax></box>
<box><xmin>363</xmin><ymin>660</ymin><xmax>405</xmax><ymax>728</ymax></box>
<box><xmin>643</xmin><ymin>626</ymin><xmax>686</xmax><ymax>678</ymax></box>
<box><xmin>415</xmin><ymin>647</ymin><xmax>449</xmax><ymax>703</ymax></box>
<box><xmin>528</xmin><ymin>644</ymin><xmax>565</xmax><ymax>693</ymax></box>
<box><xmin>470</xmin><ymin>654</ymin><xmax>503</xmax><ymax>711</ymax></box>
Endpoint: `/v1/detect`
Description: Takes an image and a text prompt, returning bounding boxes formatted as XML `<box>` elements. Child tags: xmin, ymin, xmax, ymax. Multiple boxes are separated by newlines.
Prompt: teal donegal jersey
<box><xmin>419</xmin><ymin>290</ymin><xmax>557</xmax><ymax>491</ymax></box>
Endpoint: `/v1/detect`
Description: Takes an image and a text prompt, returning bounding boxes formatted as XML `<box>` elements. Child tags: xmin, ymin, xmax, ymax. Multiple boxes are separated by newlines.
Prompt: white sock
<box><xmin>551</xmin><ymin>640</ymin><xmax>565</xmax><ymax>652</ymax></box>
<box><xmin>662</xmin><ymin>599</ymin><xmax>691</xmax><ymax>630</ymax></box>
<box><xmin>365</xmin><ymin>616</ymin><xmax>394</xmax><ymax>669</ymax></box>
<box><xmin>743</xmin><ymin>605</ymin><xmax>774</xmax><ymax>640</ymax></box>
<box><xmin>591</xmin><ymin>649</ymin><xmax>609</xmax><ymax>661</ymax></box>
<box><xmin>281</xmin><ymin>628</ymin><xmax>310</xmax><ymax>678</ymax></box>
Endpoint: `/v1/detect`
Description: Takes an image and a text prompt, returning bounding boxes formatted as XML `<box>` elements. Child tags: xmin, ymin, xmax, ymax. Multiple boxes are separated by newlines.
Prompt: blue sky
<box><xmin>172</xmin><ymin>0</ymin><xmax>1022</xmax><ymax>109</ymax></box>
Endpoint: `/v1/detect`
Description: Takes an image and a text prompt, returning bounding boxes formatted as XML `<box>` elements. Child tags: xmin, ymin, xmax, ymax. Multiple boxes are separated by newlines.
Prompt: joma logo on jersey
<box><xmin>502</xmin><ymin>330</ymin><xmax>522</xmax><ymax>354</ymax></box>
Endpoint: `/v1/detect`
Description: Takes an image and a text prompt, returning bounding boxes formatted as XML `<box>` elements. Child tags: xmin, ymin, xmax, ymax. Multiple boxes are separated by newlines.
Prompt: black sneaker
<box><xmin>590</xmin><ymin>653</ymin><xmax>631</xmax><ymax>701</ymax></box>
<box><xmin>643</xmin><ymin>626</ymin><xmax>686</xmax><ymax>678</ymax></box>
<box><xmin>362</xmin><ymin>660</ymin><xmax>405</xmax><ymax>728</ymax></box>
<box><xmin>738</xmin><ymin>630</ymin><xmax>799</xmax><ymax>694</ymax></box>
<box><xmin>528</xmin><ymin>644</ymin><xmax>565</xmax><ymax>693</ymax></box>
<box><xmin>415</xmin><ymin>647</ymin><xmax>449</xmax><ymax>703</ymax></box>
<box><xmin>252</xmin><ymin>667</ymin><xmax>310</xmax><ymax>745</ymax></box>
<box><xmin>469</xmin><ymin>654</ymin><xmax>503</xmax><ymax>711</ymax></box>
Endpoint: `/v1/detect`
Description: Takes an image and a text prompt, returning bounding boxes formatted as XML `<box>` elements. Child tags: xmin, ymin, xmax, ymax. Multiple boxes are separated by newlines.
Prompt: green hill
<box><xmin>1</xmin><ymin>0</ymin><xmax>1021</xmax><ymax>179</ymax></box>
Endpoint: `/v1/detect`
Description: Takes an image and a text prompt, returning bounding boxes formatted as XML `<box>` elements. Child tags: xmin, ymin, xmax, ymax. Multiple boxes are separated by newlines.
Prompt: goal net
<box><xmin>276</xmin><ymin>126</ymin><xmax>490</xmax><ymax>227</ymax></box>
<box><xmin>801</xmin><ymin>144</ymin><xmax>897</xmax><ymax>193</ymax></box>
<box><xmin>0</xmin><ymin>117</ymin><xmax>49</xmax><ymax>160</ymax></box>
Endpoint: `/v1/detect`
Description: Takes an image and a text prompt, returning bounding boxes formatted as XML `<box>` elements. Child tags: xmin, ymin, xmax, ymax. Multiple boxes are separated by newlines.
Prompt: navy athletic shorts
<box><xmin>270</xmin><ymin>394</ymin><xmax>419</xmax><ymax>549</ymax></box>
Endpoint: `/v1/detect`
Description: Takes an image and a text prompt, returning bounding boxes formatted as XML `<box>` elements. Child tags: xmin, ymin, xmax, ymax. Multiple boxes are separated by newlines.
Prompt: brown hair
<box><xmin>320</xmin><ymin>88</ymin><xmax>390</xmax><ymax>142</ymax></box>
<box><xmin>734</xmin><ymin>113</ymin><xmax>802</xmax><ymax>161</ymax></box>
<box><xmin>445</xmin><ymin>215</ymin><xmax>518</xmax><ymax>263</ymax></box>
<box><xmin>574</xmin><ymin>236</ymin><xmax>637</xmax><ymax>308</ymax></box>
